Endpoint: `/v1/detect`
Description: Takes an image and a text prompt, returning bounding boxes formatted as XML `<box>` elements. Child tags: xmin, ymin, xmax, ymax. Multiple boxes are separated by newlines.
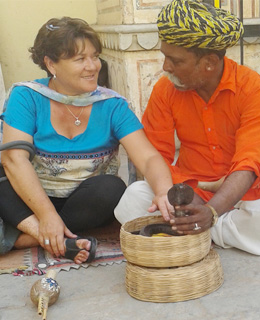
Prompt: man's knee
<box><xmin>116</xmin><ymin>180</ymin><xmax>150</xmax><ymax>207</ymax></box>
<box><xmin>114</xmin><ymin>181</ymin><xmax>154</xmax><ymax>224</ymax></box>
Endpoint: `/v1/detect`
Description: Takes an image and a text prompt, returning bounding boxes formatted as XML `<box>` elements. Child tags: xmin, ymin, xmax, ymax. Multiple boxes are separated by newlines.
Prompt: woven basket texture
<box><xmin>120</xmin><ymin>215</ymin><xmax>211</xmax><ymax>267</ymax></box>
<box><xmin>125</xmin><ymin>249</ymin><xmax>224</xmax><ymax>303</ymax></box>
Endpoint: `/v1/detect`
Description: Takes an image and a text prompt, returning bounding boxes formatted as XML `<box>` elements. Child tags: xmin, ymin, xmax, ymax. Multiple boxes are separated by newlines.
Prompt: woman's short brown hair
<box><xmin>29</xmin><ymin>17</ymin><xmax>102</xmax><ymax>76</ymax></box>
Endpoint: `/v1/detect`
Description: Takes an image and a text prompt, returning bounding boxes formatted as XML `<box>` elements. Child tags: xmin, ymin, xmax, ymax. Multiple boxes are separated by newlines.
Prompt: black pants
<box><xmin>0</xmin><ymin>167</ymin><xmax>126</xmax><ymax>233</ymax></box>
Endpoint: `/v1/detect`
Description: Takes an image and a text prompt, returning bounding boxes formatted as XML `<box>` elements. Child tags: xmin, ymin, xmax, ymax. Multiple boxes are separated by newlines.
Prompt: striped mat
<box><xmin>0</xmin><ymin>220</ymin><xmax>126</xmax><ymax>276</ymax></box>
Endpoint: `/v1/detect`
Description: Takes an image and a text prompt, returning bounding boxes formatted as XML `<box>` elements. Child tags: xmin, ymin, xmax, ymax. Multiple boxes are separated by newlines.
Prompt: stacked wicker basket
<box><xmin>120</xmin><ymin>215</ymin><xmax>224</xmax><ymax>303</ymax></box>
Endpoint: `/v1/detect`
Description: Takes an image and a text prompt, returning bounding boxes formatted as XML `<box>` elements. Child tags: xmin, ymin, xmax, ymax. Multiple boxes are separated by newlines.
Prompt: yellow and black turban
<box><xmin>157</xmin><ymin>0</ymin><xmax>244</xmax><ymax>50</ymax></box>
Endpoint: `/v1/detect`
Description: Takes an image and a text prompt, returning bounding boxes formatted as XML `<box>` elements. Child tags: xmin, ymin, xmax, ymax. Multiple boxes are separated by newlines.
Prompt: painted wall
<box><xmin>0</xmin><ymin>0</ymin><xmax>97</xmax><ymax>89</ymax></box>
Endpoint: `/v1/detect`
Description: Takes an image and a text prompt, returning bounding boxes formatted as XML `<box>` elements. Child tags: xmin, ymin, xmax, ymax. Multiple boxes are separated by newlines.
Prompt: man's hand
<box><xmin>169</xmin><ymin>203</ymin><xmax>213</xmax><ymax>234</ymax></box>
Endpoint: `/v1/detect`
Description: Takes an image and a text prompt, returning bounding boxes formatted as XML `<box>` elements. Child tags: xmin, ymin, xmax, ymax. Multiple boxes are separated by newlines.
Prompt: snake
<box><xmin>131</xmin><ymin>184</ymin><xmax>194</xmax><ymax>236</ymax></box>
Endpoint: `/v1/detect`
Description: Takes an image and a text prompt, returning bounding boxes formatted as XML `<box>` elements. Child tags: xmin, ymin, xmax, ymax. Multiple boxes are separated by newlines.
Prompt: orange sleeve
<box><xmin>227</xmin><ymin>76</ymin><xmax>260</xmax><ymax>190</ymax></box>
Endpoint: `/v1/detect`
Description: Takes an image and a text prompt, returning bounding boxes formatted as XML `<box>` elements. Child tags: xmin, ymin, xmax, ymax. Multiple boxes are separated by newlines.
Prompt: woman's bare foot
<box><xmin>71</xmin><ymin>238</ymin><xmax>91</xmax><ymax>264</ymax></box>
<box><xmin>14</xmin><ymin>233</ymin><xmax>93</xmax><ymax>265</ymax></box>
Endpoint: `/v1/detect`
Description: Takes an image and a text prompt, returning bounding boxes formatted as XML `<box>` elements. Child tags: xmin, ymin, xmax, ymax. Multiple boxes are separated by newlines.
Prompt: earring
<box><xmin>53</xmin><ymin>74</ymin><xmax>56</xmax><ymax>80</ymax></box>
<box><xmin>207</xmin><ymin>67</ymin><xmax>211</xmax><ymax>71</ymax></box>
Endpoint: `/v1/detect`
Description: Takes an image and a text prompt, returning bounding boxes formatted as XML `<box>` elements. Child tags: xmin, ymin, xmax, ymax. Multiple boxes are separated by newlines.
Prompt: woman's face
<box><xmin>49</xmin><ymin>38</ymin><xmax>102</xmax><ymax>95</ymax></box>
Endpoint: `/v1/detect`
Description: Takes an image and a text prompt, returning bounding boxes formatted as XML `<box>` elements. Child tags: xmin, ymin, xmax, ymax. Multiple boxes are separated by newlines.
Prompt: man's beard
<box><xmin>164</xmin><ymin>72</ymin><xmax>186</xmax><ymax>89</ymax></box>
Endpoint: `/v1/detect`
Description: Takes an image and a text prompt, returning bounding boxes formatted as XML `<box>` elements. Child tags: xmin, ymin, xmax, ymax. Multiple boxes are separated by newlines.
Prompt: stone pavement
<box><xmin>1</xmin><ymin>147</ymin><xmax>260</xmax><ymax>320</ymax></box>
<box><xmin>0</xmin><ymin>247</ymin><xmax>260</xmax><ymax>320</ymax></box>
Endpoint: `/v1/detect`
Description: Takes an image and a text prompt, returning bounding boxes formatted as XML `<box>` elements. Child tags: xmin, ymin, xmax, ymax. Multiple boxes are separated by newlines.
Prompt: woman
<box><xmin>0</xmin><ymin>17</ymin><xmax>173</xmax><ymax>264</ymax></box>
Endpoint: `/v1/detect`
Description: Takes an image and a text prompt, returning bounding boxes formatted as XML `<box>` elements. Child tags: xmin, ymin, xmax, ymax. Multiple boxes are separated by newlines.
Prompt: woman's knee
<box><xmin>80</xmin><ymin>174</ymin><xmax>125</xmax><ymax>191</ymax></box>
<box><xmin>71</xmin><ymin>174</ymin><xmax>126</xmax><ymax>210</ymax></box>
<box><xmin>0</xmin><ymin>218</ymin><xmax>21</xmax><ymax>255</ymax></box>
<box><xmin>90</xmin><ymin>175</ymin><xmax>126</xmax><ymax>200</ymax></box>
<box><xmin>63</xmin><ymin>175</ymin><xmax>126</xmax><ymax>230</ymax></box>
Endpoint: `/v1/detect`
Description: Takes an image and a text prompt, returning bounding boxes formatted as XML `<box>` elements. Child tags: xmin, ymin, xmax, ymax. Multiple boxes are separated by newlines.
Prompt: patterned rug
<box><xmin>0</xmin><ymin>220</ymin><xmax>126</xmax><ymax>276</ymax></box>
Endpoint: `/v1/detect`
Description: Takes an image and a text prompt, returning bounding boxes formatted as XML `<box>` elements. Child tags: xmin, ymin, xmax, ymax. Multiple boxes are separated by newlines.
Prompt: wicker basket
<box><xmin>120</xmin><ymin>215</ymin><xmax>211</xmax><ymax>267</ymax></box>
<box><xmin>125</xmin><ymin>249</ymin><xmax>224</xmax><ymax>303</ymax></box>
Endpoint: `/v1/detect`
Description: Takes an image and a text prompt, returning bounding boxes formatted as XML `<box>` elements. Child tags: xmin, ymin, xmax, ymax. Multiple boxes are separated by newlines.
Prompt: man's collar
<box><xmin>217</xmin><ymin>56</ymin><xmax>237</xmax><ymax>94</ymax></box>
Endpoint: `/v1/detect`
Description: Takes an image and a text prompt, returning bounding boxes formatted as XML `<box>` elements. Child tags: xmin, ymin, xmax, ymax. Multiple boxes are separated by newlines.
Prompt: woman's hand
<box><xmin>38</xmin><ymin>213</ymin><xmax>77</xmax><ymax>257</ymax></box>
<box><xmin>148</xmin><ymin>194</ymin><xmax>175</xmax><ymax>222</ymax></box>
<box><xmin>169</xmin><ymin>204</ymin><xmax>213</xmax><ymax>235</ymax></box>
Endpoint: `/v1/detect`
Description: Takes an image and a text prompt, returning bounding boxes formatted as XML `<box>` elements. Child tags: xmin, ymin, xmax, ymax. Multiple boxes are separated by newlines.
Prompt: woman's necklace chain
<box><xmin>50</xmin><ymin>78</ymin><xmax>84</xmax><ymax>126</ymax></box>
<box><xmin>65</xmin><ymin>105</ymin><xmax>84</xmax><ymax>126</ymax></box>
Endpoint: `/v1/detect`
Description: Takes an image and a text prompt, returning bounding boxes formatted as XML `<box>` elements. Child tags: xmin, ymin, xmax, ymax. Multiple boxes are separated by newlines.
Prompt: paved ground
<box><xmin>1</xmin><ymin>247</ymin><xmax>260</xmax><ymax>320</ymax></box>
<box><xmin>1</xmin><ymin>147</ymin><xmax>260</xmax><ymax>320</ymax></box>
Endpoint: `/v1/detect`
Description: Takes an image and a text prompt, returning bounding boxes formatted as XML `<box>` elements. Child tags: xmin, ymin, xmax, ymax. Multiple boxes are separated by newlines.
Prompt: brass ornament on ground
<box><xmin>30</xmin><ymin>270</ymin><xmax>60</xmax><ymax>320</ymax></box>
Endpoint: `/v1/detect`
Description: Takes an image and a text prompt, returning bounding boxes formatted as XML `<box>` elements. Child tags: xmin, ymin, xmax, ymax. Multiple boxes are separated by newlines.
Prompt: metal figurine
<box><xmin>30</xmin><ymin>270</ymin><xmax>60</xmax><ymax>320</ymax></box>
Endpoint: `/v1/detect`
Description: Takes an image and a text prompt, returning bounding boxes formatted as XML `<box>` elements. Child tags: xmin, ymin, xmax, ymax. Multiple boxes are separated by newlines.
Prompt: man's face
<box><xmin>160</xmin><ymin>41</ymin><xmax>207</xmax><ymax>92</ymax></box>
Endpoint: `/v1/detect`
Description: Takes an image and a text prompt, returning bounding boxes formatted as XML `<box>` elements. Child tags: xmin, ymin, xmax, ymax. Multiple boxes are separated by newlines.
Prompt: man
<box><xmin>115</xmin><ymin>0</ymin><xmax>260</xmax><ymax>255</ymax></box>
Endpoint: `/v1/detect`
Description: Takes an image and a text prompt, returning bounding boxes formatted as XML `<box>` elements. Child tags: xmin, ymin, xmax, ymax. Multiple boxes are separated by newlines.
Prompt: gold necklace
<box><xmin>65</xmin><ymin>105</ymin><xmax>84</xmax><ymax>126</ymax></box>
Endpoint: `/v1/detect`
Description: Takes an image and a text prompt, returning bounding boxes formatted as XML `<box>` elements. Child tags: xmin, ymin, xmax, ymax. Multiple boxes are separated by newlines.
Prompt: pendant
<box><xmin>75</xmin><ymin>119</ymin><xmax>81</xmax><ymax>126</ymax></box>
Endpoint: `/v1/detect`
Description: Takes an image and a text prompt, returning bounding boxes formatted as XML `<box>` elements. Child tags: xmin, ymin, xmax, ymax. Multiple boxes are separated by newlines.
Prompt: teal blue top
<box><xmin>1</xmin><ymin>78</ymin><xmax>143</xmax><ymax>197</ymax></box>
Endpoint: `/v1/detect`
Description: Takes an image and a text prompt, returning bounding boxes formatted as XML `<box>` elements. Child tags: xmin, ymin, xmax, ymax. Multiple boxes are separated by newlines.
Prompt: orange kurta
<box><xmin>142</xmin><ymin>57</ymin><xmax>260</xmax><ymax>202</ymax></box>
